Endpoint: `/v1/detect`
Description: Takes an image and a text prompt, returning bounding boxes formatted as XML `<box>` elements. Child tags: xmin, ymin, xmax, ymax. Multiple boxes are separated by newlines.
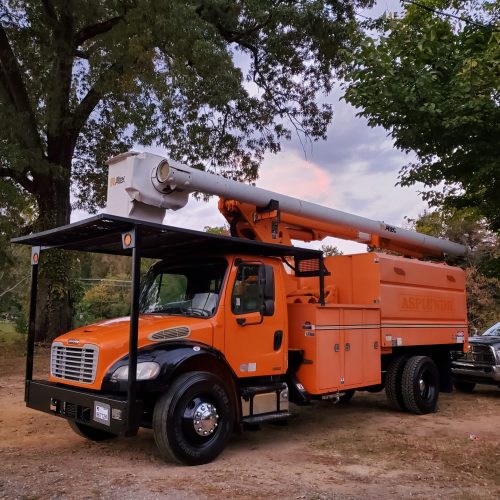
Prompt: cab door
<box><xmin>224</xmin><ymin>259</ymin><xmax>287</xmax><ymax>377</ymax></box>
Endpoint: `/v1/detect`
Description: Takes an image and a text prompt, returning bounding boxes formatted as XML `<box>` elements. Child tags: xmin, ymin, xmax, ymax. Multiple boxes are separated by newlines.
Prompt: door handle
<box><xmin>345</xmin><ymin>343</ymin><xmax>350</xmax><ymax>352</ymax></box>
<box><xmin>273</xmin><ymin>330</ymin><xmax>283</xmax><ymax>351</ymax></box>
<box><xmin>334</xmin><ymin>344</ymin><xmax>340</xmax><ymax>352</ymax></box>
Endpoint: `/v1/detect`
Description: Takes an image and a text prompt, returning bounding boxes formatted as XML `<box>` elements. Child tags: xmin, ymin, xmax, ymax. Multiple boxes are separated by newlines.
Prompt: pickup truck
<box><xmin>452</xmin><ymin>322</ymin><xmax>500</xmax><ymax>392</ymax></box>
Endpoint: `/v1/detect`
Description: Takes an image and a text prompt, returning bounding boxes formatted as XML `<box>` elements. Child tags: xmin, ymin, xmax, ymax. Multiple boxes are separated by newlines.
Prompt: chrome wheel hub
<box><xmin>419</xmin><ymin>378</ymin><xmax>426</xmax><ymax>393</ymax></box>
<box><xmin>192</xmin><ymin>402</ymin><xmax>219</xmax><ymax>436</ymax></box>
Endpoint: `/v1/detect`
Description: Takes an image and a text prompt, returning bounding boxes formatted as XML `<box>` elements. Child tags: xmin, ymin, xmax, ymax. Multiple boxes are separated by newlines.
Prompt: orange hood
<box><xmin>50</xmin><ymin>314</ymin><xmax>214</xmax><ymax>389</ymax></box>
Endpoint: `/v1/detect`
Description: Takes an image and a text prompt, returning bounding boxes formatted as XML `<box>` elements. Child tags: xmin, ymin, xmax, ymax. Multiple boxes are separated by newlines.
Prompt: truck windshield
<box><xmin>139</xmin><ymin>259</ymin><xmax>227</xmax><ymax>318</ymax></box>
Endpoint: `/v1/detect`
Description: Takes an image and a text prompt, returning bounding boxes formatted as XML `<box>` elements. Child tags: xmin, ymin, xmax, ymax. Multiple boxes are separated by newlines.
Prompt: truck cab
<box><xmin>16</xmin><ymin>216</ymin><xmax>319</xmax><ymax>465</ymax></box>
<box><xmin>452</xmin><ymin>322</ymin><xmax>500</xmax><ymax>392</ymax></box>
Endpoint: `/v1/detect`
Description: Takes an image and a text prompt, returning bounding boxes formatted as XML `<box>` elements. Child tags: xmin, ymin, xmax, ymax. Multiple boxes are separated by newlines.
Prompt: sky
<box><xmin>75</xmin><ymin>0</ymin><xmax>427</xmax><ymax>255</ymax></box>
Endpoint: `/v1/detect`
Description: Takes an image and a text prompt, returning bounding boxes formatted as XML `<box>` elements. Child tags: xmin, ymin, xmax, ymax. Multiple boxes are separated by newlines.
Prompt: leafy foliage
<box><xmin>321</xmin><ymin>244</ymin><xmax>343</xmax><ymax>256</ymax></box>
<box><xmin>0</xmin><ymin>0</ymin><xmax>372</xmax><ymax>339</ymax></box>
<box><xmin>204</xmin><ymin>225</ymin><xmax>230</xmax><ymax>235</ymax></box>
<box><xmin>344</xmin><ymin>0</ymin><xmax>500</xmax><ymax>231</ymax></box>
<box><xmin>75</xmin><ymin>276</ymin><xmax>130</xmax><ymax>326</ymax></box>
<box><xmin>0</xmin><ymin>178</ymin><xmax>34</xmax><ymax>323</ymax></box>
<box><xmin>1</xmin><ymin>0</ymin><xmax>373</xmax><ymax>214</ymax></box>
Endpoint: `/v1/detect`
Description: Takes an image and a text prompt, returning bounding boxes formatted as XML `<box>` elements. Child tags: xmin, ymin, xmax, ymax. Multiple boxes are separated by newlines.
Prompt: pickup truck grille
<box><xmin>464</xmin><ymin>344</ymin><xmax>494</xmax><ymax>364</ymax></box>
<box><xmin>51</xmin><ymin>342</ymin><xmax>98</xmax><ymax>384</ymax></box>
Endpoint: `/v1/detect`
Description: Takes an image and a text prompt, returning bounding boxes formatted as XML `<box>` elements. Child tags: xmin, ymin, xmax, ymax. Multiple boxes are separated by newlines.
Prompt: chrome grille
<box><xmin>148</xmin><ymin>326</ymin><xmax>190</xmax><ymax>341</ymax></box>
<box><xmin>51</xmin><ymin>342</ymin><xmax>98</xmax><ymax>384</ymax></box>
<box><xmin>465</xmin><ymin>344</ymin><xmax>495</xmax><ymax>364</ymax></box>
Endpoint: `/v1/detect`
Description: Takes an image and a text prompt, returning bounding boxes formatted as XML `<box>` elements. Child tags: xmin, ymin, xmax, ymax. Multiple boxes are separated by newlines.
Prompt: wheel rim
<box><xmin>181</xmin><ymin>396</ymin><xmax>221</xmax><ymax>445</ymax></box>
<box><xmin>419</xmin><ymin>368</ymin><xmax>436</xmax><ymax>402</ymax></box>
<box><xmin>192</xmin><ymin>401</ymin><xmax>219</xmax><ymax>436</ymax></box>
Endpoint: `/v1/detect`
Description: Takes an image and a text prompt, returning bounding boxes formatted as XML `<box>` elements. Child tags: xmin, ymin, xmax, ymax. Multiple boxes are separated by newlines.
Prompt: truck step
<box><xmin>243</xmin><ymin>411</ymin><xmax>292</xmax><ymax>425</ymax></box>
<box><xmin>240</xmin><ymin>382</ymin><xmax>288</xmax><ymax>398</ymax></box>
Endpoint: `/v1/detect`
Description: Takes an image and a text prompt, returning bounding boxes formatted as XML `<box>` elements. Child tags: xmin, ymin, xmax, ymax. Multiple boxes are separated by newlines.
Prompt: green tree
<box><xmin>75</xmin><ymin>275</ymin><xmax>131</xmax><ymax>326</ymax></box>
<box><xmin>344</xmin><ymin>0</ymin><xmax>500</xmax><ymax>231</ymax></box>
<box><xmin>321</xmin><ymin>243</ymin><xmax>343</xmax><ymax>256</ymax></box>
<box><xmin>204</xmin><ymin>225</ymin><xmax>230</xmax><ymax>235</ymax></box>
<box><xmin>0</xmin><ymin>178</ymin><xmax>33</xmax><ymax>324</ymax></box>
<box><xmin>409</xmin><ymin>207</ymin><xmax>499</xmax><ymax>331</ymax></box>
<box><xmin>0</xmin><ymin>0</ymin><xmax>372</xmax><ymax>340</ymax></box>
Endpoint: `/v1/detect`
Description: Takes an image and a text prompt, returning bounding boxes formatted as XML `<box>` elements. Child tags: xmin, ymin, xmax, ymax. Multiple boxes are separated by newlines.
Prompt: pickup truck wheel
<box><xmin>401</xmin><ymin>356</ymin><xmax>439</xmax><ymax>415</ymax></box>
<box><xmin>454</xmin><ymin>381</ymin><xmax>476</xmax><ymax>393</ymax></box>
<box><xmin>153</xmin><ymin>371</ymin><xmax>234</xmax><ymax>466</ymax></box>
<box><xmin>68</xmin><ymin>421</ymin><xmax>117</xmax><ymax>441</ymax></box>
<box><xmin>385</xmin><ymin>355</ymin><xmax>408</xmax><ymax>411</ymax></box>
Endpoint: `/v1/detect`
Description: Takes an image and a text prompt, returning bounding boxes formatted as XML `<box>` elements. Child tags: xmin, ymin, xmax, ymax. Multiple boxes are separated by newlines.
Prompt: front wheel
<box><xmin>401</xmin><ymin>356</ymin><xmax>439</xmax><ymax>415</ymax></box>
<box><xmin>153</xmin><ymin>371</ymin><xmax>234</xmax><ymax>465</ymax></box>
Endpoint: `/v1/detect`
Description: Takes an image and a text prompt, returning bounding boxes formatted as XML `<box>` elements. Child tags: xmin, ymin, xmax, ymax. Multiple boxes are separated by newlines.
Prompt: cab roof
<box><xmin>12</xmin><ymin>213</ymin><xmax>321</xmax><ymax>261</ymax></box>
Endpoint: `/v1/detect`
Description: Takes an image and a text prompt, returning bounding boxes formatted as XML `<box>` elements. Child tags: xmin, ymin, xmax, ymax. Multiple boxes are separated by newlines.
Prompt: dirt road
<box><xmin>1</xmin><ymin>347</ymin><xmax>499</xmax><ymax>499</ymax></box>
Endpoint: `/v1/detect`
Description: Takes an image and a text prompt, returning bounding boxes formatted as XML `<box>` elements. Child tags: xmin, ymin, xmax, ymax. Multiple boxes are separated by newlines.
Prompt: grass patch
<box><xmin>0</xmin><ymin>321</ymin><xmax>25</xmax><ymax>349</ymax></box>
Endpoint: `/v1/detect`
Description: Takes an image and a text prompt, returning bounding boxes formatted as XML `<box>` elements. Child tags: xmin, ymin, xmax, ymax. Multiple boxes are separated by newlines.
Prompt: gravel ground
<box><xmin>0</xmin><ymin>346</ymin><xmax>499</xmax><ymax>499</ymax></box>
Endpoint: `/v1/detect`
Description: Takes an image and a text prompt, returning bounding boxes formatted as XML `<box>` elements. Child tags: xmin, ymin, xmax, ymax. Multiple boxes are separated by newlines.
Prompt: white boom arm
<box><xmin>105</xmin><ymin>151</ymin><xmax>467</xmax><ymax>258</ymax></box>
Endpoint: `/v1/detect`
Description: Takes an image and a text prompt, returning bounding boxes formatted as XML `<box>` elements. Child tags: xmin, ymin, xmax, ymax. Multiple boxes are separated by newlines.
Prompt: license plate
<box><xmin>93</xmin><ymin>402</ymin><xmax>110</xmax><ymax>426</ymax></box>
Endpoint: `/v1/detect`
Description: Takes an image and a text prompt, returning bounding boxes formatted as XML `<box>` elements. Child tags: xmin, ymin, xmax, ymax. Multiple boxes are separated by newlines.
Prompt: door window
<box><xmin>231</xmin><ymin>264</ymin><xmax>262</xmax><ymax>314</ymax></box>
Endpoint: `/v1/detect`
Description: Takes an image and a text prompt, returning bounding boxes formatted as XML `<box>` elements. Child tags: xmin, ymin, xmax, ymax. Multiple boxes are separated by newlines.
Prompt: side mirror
<box><xmin>259</xmin><ymin>265</ymin><xmax>275</xmax><ymax>316</ymax></box>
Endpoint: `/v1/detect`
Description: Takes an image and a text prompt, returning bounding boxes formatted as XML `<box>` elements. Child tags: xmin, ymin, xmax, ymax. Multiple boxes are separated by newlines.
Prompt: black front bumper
<box><xmin>26</xmin><ymin>380</ymin><xmax>143</xmax><ymax>436</ymax></box>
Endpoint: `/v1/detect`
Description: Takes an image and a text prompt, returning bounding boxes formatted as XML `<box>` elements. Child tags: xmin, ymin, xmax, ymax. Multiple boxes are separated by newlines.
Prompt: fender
<box><xmin>102</xmin><ymin>340</ymin><xmax>239</xmax><ymax>399</ymax></box>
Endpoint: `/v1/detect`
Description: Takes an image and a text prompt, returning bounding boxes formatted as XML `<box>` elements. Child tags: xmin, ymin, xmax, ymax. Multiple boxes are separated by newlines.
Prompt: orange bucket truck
<box><xmin>13</xmin><ymin>152</ymin><xmax>468</xmax><ymax>465</ymax></box>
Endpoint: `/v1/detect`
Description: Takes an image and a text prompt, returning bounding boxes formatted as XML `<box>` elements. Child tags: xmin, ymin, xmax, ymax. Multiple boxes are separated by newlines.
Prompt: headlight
<box><xmin>111</xmin><ymin>362</ymin><xmax>160</xmax><ymax>381</ymax></box>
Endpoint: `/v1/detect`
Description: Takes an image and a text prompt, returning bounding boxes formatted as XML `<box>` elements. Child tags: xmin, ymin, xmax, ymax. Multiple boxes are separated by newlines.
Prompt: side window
<box><xmin>231</xmin><ymin>264</ymin><xmax>262</xmax><ymax>314</ymax></box>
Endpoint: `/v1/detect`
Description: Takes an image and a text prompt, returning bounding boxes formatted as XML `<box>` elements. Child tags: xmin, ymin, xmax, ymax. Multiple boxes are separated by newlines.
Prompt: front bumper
<box><xmin>26</xmin><ymin>380</ymin><xmax>143</xmax><ymax>436</ymax></box>
<box><xmin>451</xmin><ymin>362</ymin><xmax>500</xmax><ymax>385</ymax></box>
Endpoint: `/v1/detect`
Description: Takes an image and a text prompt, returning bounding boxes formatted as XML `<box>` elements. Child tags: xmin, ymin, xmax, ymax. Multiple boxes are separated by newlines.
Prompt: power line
<box><xmin>401</xmin><ymin>0</ymin><xmax>498</xmax><ymax>31</ymax></box>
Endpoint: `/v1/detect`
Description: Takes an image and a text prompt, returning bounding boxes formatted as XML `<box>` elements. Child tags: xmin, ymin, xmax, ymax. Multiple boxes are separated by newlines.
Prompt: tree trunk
<box><xmin>33</xmin><ymin>160</ymin><xmax>73</xmax><ymax>342</ymax></box>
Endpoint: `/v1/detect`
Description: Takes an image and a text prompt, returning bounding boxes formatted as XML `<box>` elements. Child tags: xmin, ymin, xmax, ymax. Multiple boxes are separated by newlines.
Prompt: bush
<box><xmin>74</xmin><ymin>277</ymin><xmax>130</xmax><ymax>327</ymax></box>
<box><xmin>15</xmin><ymin>313</ymin><xmax>28</xmax><ymax>334</ymax></box>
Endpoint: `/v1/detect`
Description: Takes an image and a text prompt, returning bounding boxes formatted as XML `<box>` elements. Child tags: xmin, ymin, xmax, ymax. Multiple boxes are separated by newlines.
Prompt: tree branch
<box><xmin>0</xmin><ymin>166</ymin><xmax>35</xmax><ymax>192</ymax></box>
<box><xmin>69</xmin><ymin>61</ymin><xmax>126</xmax><ymax>145</ymax></box>
<box><xmin>0</xmin><ymin>23</ymin><xmax>43</xmax><ymax>154</ymax></box>
<box><xmin>75</xmin><ymin>16</ymin><xmax>122</xmax><ymax>46</ymax></box>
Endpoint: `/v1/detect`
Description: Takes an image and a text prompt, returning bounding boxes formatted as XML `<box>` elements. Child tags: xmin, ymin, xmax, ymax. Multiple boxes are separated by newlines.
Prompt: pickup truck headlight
<box><xmin>111</xmin><ymin>362</ymin><xmax>160</xmax><ymax>381</ymax></box>
<box><xmin>494</xmin><ymin>346</ymin><xmax>500</xmax><ymax>362</ymax></box>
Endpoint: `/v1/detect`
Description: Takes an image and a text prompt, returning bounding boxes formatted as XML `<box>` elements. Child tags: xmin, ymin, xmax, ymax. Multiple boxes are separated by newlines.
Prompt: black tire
<box><xmin>68</xmin><ymin>421</ymin><xmax>117</xmax><ymax>441</ymax></box>
<box><xmin>401</xmin><ymin>356</ymin><xmax>439</xmax><ymax>415</ymax></box>
<box><xmin>338</xmin><ymin>389</ymin><xmax>355</xmax><ymax>403</ymax></box>
<box><xmin>454</xmin><ymin>381</ymin><xmax>476</xmax><ymax>393</ymax></box>
<box><xmin>153</xmin><ymin>371</ymin><xmax>234</xmax><ymax>466</ymax></box>
<box><xmin>385</xmin><ymin>355</ymin><xmax>408</xmax><ymax>411</ymax></box>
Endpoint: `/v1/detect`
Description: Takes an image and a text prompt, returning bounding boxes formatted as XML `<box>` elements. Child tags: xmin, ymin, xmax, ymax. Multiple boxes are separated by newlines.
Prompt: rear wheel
<box><xmin>153</xmin><ymin>371</ymin><xmax>234</xmax><ymax>465</ymax></box>
<box><xmin>454</xmin><ymin>381</ymin><xmax>476</xmax><ymax>393</ymax></box>
<box><xmin>68</xmin><ymin>421</ymin><xmax>117</xmax><ymax>441</ymax></box>
<box><xmin>401</xmin><ymin>356</ymin><xmax>439</xmax><ymax>415</ymax></box>
<box><xmin>385</xmin><ymin>356</ymin><xmax>408</xmax><ymax>411</ymax></box>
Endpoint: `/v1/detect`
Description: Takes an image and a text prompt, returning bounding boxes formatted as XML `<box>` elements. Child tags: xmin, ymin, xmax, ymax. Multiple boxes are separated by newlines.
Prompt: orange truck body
<box><xmin>50</xmin><ymin>252</ymin><xmax>467</xmax><ymax>395</ymax></box>
<box><xmin>287</xmin><ymin>253</ymin><xmax>467</xmax><ymax>394</ymax></box>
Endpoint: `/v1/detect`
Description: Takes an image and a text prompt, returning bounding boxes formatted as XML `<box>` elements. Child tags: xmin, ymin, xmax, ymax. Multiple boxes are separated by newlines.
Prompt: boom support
<box><xmin>106</xmin><ymin>152</ymin><xmax>467</xmax><ymax>259</ymax></box>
